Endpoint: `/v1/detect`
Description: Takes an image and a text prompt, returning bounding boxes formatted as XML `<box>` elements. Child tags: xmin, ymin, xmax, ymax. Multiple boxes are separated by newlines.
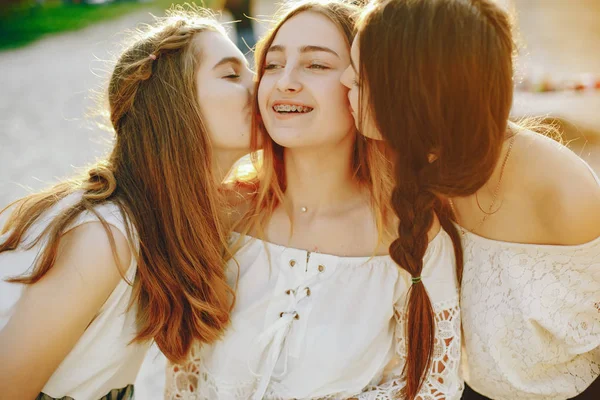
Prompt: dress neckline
<box><xmin>230</xmin><ymin>229</ymin><xmax>446</xmax><ymax>262</ymax></box>
<box><xmin>457</xmin><ymin>222</ymin><xmax>600</xmax><ymax>251</ymax></box>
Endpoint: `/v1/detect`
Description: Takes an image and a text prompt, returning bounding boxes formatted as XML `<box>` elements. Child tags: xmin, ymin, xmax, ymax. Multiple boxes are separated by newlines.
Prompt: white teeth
<box><xmin>274</xmin><ymin>104</ymin><xmax>312</xmax><ymax>113</ymax></box>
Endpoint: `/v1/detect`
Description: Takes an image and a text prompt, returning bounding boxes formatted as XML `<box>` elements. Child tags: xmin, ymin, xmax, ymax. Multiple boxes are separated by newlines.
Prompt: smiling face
<box><xmin>257</xmin><ymin>11</ymin><xmax>355</xmax><ymax>149</ymax></box>
<box><xmin>195</xmin><ymin>30</ymin><xmax>254</xmax><ymax>152</ymax></box>
<box><xmin>340</xmin><ymin>34</ymin><xmax>382</xmax><ymax>140</ymax></box>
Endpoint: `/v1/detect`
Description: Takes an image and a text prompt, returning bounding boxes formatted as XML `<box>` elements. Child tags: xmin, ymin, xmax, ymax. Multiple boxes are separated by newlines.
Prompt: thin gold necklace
<box><xmin>449</xmin><ymin>133</ymin><xmax>517</xmax><ymax>235</ymax></box>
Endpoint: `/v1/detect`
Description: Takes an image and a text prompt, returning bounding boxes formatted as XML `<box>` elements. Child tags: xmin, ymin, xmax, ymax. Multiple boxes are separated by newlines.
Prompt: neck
<box><xmin>449</xmin><ymin>128</ymin><xmax>518</xmax><ymax>221</ymax></box>
<box><xmin>212</xmin><ymin>149</ymin><xmax>244</xmax><ymax>183</ymax></box>
<box><xmin>283</xmin><ymin>135</ymin><xmax>362</xmax><ymax>214</ymax></box>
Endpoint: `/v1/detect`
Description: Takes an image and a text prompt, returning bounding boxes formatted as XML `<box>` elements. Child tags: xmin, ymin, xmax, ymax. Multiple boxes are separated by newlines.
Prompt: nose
<box><xmin>340</xmin><ymin>65</ymin><xmax>352</xmax><ymax>89</ymax></box>
<box><xmin>276</xmin><ymin>66</ymin><xmax>302</xmax><ymax>93</ymax></box>
<box><xmin>243</xmin><ymin>69</ymin><xmax>255</xmax><ymax>96</ymax></box>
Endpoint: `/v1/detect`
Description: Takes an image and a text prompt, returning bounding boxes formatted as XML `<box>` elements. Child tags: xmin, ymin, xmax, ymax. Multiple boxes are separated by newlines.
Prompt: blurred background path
<box><xmin>0</xmin><ymin>0</ymin><xmax>279</xmax><ymax>207</ymax></box>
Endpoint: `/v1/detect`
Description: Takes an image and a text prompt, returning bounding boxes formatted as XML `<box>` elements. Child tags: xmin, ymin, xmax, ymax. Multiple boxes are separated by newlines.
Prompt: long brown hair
<box><xmin>0</xmin><ymin>7</ymin><xmax>235</xmax><ymax>363</ymax></box>
<box><xmin>357</xmin><ymin>0</ymin><xmax>513</xmax><ymax>397</ymax></box>
<box><xmin>234</xmin><ymin>0</ymin><xmax>395</xmax><ymax>247</ymax></box>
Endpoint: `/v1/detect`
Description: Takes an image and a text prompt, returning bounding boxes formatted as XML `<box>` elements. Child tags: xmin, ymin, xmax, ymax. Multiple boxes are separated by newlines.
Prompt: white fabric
<box><xmin>0</xmin><ymin>192</ymin><xmax>149</xmax><ymax>399</ymax></box>
<box><xmin>460</xmin><ymin>163</ymin><xmax>600</xmax><ymax>399</ymax></box>
<box><xmin>136</xmin><ymin>344</ymin><xmax>168</xmax><ymax>399</ymax></box>
<box><xmin>163</xmin><ymin>229</ymin><xmax>463</xmax><ymax>400</ymax></box>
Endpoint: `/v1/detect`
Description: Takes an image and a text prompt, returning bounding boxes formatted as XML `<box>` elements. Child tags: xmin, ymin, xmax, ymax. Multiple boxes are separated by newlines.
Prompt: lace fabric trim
<box><xmin>460</xmin><ymin>236</ymin><xmax>600</xmax><ymax>399</ymax></box>
<box><xmin>355</xmin><ymin>302</ymin><xmax>463</xmax><ymax>400</ymax></box>
<box><xmin>36</xmin><ymin>385</ymin><xmax>134</xmax><ymax>400</ymax></box>
<box><xmin>165</xmin><ymin>300</ymin><xmax>462</xmax><ymax>400</ymax></box>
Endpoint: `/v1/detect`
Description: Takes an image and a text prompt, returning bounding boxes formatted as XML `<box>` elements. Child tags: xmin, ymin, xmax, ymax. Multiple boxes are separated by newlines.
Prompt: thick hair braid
<box><xmin>388</xmin><ymin>158</ymin><xmax>438</xmax><ymax>398</ymax></box>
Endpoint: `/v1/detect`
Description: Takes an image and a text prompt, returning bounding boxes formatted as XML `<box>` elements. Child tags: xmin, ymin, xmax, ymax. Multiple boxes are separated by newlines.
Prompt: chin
<box><xmin>269</xmin><ymin>136</ymin><xmax>306</xmax><ymax>149</ymax></box>
<box><xmin>265</xmin><ymin>128</ymin><xmax>306</xmax><ymax>148</ymax></box>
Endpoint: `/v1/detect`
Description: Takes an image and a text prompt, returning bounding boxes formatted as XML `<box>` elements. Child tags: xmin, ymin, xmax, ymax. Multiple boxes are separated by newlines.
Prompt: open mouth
<box><xmin>272</xmin><ymin>104</ymin><xmax>314</xmax><ymax>114</ymax></box>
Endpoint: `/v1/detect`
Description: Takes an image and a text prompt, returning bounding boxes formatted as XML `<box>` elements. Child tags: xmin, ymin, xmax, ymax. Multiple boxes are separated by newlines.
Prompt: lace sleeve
<box><xmin>355</xmin><ymin>300</ymin><xmax>464</xmax><ymax>400</ymax></box>
<box><xmin>164</xmin><ymin>343</ymin><xmax>203</xmax><ymax>400</ymax></box>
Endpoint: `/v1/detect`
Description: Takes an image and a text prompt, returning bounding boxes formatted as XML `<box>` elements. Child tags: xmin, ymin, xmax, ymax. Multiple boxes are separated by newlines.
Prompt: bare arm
<box><xmin>0</xmin><ymin>222</ymin><xmax>131</xmax><ymax>399</ymax></box>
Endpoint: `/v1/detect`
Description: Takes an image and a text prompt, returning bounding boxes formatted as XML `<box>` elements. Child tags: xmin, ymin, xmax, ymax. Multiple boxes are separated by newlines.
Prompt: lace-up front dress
<box><xmin>166</xmin><ymin>230</ymin><xmax>464</xmax><ymax>400</ymax></box>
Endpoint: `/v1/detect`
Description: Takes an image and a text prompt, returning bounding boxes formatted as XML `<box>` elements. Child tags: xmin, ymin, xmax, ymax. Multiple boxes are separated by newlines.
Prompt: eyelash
<box><xmin>263</xmin><ymin>63</ymin><xmax>330</xmax><ymax>71</ymax></box>
<box><xmin>224</xmin><ymin>73</ymin><xmax>240</xmax><ymax>80</ymax></box>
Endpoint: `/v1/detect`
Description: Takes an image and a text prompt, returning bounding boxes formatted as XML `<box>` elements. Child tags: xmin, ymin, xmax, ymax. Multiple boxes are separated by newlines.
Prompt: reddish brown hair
<box><xmin>0</xmin><ymin>7</ymin><xmax>235</xmax><ymax>363</ymax></box>
<box><xmin>357</xmin><ymin>0</ymin><xmax>514</xmax><ymax>397</ymax></box>
<box><xmin>234</xmin><ymin>0</ymin><xmax>395</xmax><ymax>247</ymax></box>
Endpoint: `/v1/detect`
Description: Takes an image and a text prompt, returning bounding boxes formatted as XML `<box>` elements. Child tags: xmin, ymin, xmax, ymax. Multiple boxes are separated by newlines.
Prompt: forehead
<box><xmin>271</xmin><ymin>11</ymin><xmax>348</xmax><ymax>56</ymax></box>
<box><xmin>193</xmin><ymin>30</ymin><xmax>243</xmax><ymax>66</ymax></box>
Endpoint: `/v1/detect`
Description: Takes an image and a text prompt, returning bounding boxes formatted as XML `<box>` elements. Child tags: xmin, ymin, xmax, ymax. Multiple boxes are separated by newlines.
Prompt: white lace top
<box><xmin>165</xmin><ymin>229</ymin><xmax>463</xmax><ymax>400</ymax></box>
<box><xmin>460</xmin><ymin>165</ymin><xmax>600</xmax><ymax>399</ymax></box>
<box><xmin>0</xmin><ymin>193</ymin><xmax>149</xmax><ymax>399</ymax></box>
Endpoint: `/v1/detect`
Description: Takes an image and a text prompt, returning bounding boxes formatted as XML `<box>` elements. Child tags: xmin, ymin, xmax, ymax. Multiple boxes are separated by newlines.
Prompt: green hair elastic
<box><xmin>411</xmin><ymin>276</ymin><xmax>422</xmax><ymax>284</ymax></box>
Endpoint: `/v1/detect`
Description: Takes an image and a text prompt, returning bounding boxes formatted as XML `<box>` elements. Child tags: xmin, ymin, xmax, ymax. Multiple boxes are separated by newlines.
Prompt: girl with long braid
<box><xmin>0</xmin><ymin>8</ymin><xmax>254</xmax><ymax>399</ymax></box>
<box><xmin>344</xmin><ymin>0</ymin><xmax>600</xmax><ymax>399</ymax></box>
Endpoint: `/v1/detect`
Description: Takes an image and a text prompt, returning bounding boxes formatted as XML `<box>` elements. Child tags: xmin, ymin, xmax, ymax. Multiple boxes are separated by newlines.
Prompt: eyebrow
<box><xmin>267</xmin><ymin>44</ymin><xmax>340</xmax><ymax>59</ymax></box>
<box><xmin>212</xmin><ymin>56</ymin><xmax>245</xmax><ymax>70</ymax></box>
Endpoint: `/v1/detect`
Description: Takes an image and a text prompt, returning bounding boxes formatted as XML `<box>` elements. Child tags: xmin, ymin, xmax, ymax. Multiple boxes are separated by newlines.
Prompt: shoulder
<box><xmin>44</xmin><ymin>194</ymin><xmax>134</xmax><ymax>282</ymax></box>
<box><xmin>68</xmin><ymin>198</ymin><xmax>137</xmax><ymax>256</ymax></box>
<box><xmin>0</xmin><ymin>221</ymin><xmax>132</xmax><ymax>400</ymax></box>
<box><xmin>59</xmin><ymin>221</ymin><xmax>132</xmax><ymax>281</ymax></box>
<box><xmin>511</xmin><ymin>129</ymin><xmax>600</xmax><ymax>245</ymax></box>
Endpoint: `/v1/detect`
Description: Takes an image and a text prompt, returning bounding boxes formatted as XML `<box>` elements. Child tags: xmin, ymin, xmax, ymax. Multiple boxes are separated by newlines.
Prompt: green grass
<box><xmin>0</xmin><ymin>0</ymin><xmax>217</xmax><ymax>51</ymax></box>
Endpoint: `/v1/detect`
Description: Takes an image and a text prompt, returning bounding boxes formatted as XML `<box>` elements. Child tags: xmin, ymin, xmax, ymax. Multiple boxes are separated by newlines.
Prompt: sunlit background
<box><xmin>1</xmin><ymin>0</ymin><xmax>599</xmax><ymax>209</ymax></box>
<box><xmin>0</xmin><ymin>0</ymin><xmax>598</xmax><ymax>397</ymax></box>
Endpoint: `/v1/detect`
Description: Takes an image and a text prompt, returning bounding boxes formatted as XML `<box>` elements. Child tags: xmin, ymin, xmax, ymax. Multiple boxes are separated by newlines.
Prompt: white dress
<box><xmin>0</xmin><ymin>192</ymin><xmax>149</xmax><ymax>400</ymax></box>
<box><xmin>460</xmin><ymin>165</ymin><xmax>600</xmax><ymax>399</ymax></box>
<box><xmin>164</xmin><ymin>230</ymin><xmax>463</xmax><ymax>400</ymax></box>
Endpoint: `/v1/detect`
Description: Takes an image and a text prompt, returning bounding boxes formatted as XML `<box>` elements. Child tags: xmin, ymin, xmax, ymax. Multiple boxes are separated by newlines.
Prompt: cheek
<box><xmin>257</xmin><ymin>77</ymin><xmax>273</xmax><ymax>115</ymax></box>
<box><xmin>218</xmin><ymin>85</ymin><xmax>246</xmax><ymax>108</ymax></box>
<box><xmin>198</xmin><ymin>75</ymin><xmax>247</xmax><ymax>110</ymax></box>
<box><xmin>323</xmin><ymin>79</ymin><xmax>354</xmax><ymax>123</ymax></box>
<box><xmin>198</xmin><ymin>82</ymin><xmax>248</xmax><ymax>144</ymax></box>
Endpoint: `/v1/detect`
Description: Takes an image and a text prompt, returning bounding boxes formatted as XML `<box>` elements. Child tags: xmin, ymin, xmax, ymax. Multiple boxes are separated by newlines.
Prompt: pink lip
<box><xmin>273</xmin><ymin>111</ymin><xmax>310</xmax><ymax>120</ymax></box>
